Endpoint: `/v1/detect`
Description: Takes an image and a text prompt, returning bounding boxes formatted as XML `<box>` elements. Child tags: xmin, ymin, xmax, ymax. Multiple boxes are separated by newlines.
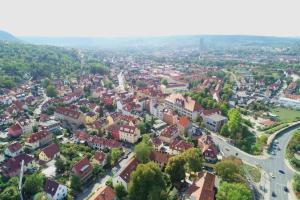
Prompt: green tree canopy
<box><xmin>215</xmin><ymin>157</ymin><xmax>244</xmax><ymax>183</ymax></box>
<box><xmin>23</xmin><ymin>173</ymin><xmax>44</xmax><ymax>197</ymax></box>
<box><xmin>134</xmin><ymin>135</ymin><xmax>153</xmax><ymax>163</ymax></box>
<box><xmin>115</xmin><ymin>184</ymin><xmax>128</xmax><ymax>200</ymax></box>
<box><xmin>128</xmin><ymin>162</ymin><xmax>167</xmax><ymax>200</ymax></box>
<box><xmin>216</xmin><ymin>182</ymin><xmax>252</xmax><ymax>200</ymax></box>
<box><xmin>46</xmin><ymin>85</ymin><xmax>57</xmax><ymax>97</ymax></box>
<box><xmin>0</xmin><ymin>186</ymin><xmax>19</xmax><ymax>200</ymax></box>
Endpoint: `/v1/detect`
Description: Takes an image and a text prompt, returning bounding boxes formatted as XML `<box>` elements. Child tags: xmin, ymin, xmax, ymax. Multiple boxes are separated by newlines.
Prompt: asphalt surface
<box><xmin>211</xmin><ymin>124</ymin><xmax>300</xmax><ymax>200</ymax></box>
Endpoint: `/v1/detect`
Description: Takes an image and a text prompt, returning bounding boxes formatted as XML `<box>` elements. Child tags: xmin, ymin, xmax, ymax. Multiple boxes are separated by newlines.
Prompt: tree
<box><xmin>55</xmin><ymin>158</ymin><xmax>65</xmax><ymax>174</ymax></box>
<box><xmin>220</xmin><ymin>124</ymin><xmax>230</xmax><ymax>137</ymax></box>
<box><xmin>42</xmin><ymin>78</ymin><xmax>51</xmax><ymax>88</ymax></box>
<box><xmin>215</xmin><ymin>158</ymin><xmax>244</xmax><ymax>182</ymax></box>
<box><xmin>0</xmin><ymin>186</ymin><xmax>19</xmax><ymax>200</ymax></box>
<box><xmin>182</xmin><ymin>148</ymin><xmax>203</xmax><ymax>173</ymax></box>
<box><xmin>70</xmin><ymin>175</ymin><xmax>81</xmax><ymax>192</ymax></box>
<box><xmin>134</xmin><ymin>135</ymin><xmax>153</xmax><ymax>163</ymax></box>
<box><xmin>34</xmin><ymin>192</ymin><xmax>51</xmax><ymax>200</ymax></box>
<box><xmin>111</xmin><ymin>148</ymin><xmax>122</xmax><ymax>165</ymax></box>
<box><xmin>115</xmin><ymin>184</ymin><xmax>128</xmax><ymax>200</ymax></box>
<box><xmin>165</xmin><ymin>156</ymin><xmax>186</xmax><ymax>184</ymax></box>
<box><xmin>216</xmin><ymin>182</ymin><xmax>252</xmax><ymax>200</ymax></box>
<box><xmin>128</xmin><ymin>162</ymin><xmax>167</xmax><ymax>200</ymax></box>
<box><xmin>161</xmin><ymin>79</ymin><xmax>168</xmax><ymax>86</ymax></box>
<box><xmin>23</xmin><ymin>173</ymin><xmax>44</xmax><ymax>197</ymax></box>
<box><xmin>227</xmin><ymin>109</ymin><xmax>242</xmax><ymax>136</ymax></box>
<box><xmin>93</xmin><ymin>164</ymin><xmax>104</xmax><ymax>177</ymax></box>
<box><xmin>46</xmin><ymin>85</ymin><xmax>57</xmax><ymax>97</ymax></box>
<box><xmin>293</xmin><ymin>174</ymin><xmax>300</xmax><ymax>193</ymax></box>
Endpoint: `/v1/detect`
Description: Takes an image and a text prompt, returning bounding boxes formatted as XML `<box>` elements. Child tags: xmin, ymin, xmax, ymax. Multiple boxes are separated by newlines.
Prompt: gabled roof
<box><xmin>186</xmin><ymin>172</ymin><xmax>215</xmax><ymax>200</ymax></box>
<box><xmin>119</xmin><ymin>158</ymin><xmax>139</xmax><ymax>183</ymax></box>
<box><xmin>93</xmin><ymin>151</ymin><xmax>106</xmax><ymax>163</ymax></box>
<box><xmin>7</xmin><ymin>142</ymin><xmax>22</xmax><ymax>153</ymax></box>
<box><xmin>178</xmin><ymin>116</ymin><xmax>190</xmax><ymax>127</ymax></box>
<box><xmin>88</xmin><ymin>186</ymin><xmax>116</xmax><ymax>200</ymax></box>
<box><xmin>27</xmin><ymin>131</ymin><xmax>51</xmax><ymax>143</ymax></box>
<box><xmin>44</xmin><ymin>179</ymin><xmax>60</xmax><ymax>197</ymax></box>
<box><xmin>72</xmin><ymin>157</ymin><xmax>93</xmax><ymax>178</ymax></box>
<box><xmin>1</xmin><ymin>154</ymin><xmax>34</xmax><ymax>175</ymax></box>
<box><xmin>41</xmin><ymin>143</ymin><xmax>59</xmax><ymax>159</ymax></box>
<box><xmin>150</xmin><ymin>151</ymin><xmax>171</xmax><ymax>165</ymax></box>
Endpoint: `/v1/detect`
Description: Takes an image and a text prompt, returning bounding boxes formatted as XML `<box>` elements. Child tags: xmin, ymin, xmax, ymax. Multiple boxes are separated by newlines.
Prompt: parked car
<box><xmin>279</xmin><ymin>170</ymin><xmax>285</xmax><ymax>174</ymax></box>
<box><xmin>284</xmin><ymin>186</ymin><xmax>289</xmax><ymax>192</ymax></box>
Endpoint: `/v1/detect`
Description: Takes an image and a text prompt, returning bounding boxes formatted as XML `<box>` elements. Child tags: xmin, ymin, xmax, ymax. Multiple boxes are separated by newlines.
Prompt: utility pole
<box><xmin>19</xmin><ymin>160</ymin><xmax>24</xmax><ymax>200</ymax></box>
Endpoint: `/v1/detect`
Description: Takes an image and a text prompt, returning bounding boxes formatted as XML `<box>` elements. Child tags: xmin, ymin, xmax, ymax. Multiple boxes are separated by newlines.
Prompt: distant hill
<box><xmin>0</xmin><ymin>30</ymin><xmax>19</xmax><ymax>42</ymax></box>
<box><xmin>20</xmin><ymin>35</ymin><xmax>300</xmax><ymax>49</ymax></box>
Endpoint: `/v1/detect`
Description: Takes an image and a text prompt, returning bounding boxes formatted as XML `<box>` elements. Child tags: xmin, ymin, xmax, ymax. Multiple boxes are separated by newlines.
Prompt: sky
<box><xmin>0</xmin><ymin>0</ymin><xmax>300</xmax><ymax>37</ymax></box>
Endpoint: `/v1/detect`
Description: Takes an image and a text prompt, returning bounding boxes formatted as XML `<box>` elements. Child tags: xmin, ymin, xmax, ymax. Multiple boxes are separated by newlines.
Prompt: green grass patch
<box><xmin>271</xmin><ymin>107</ymin><xmax>300</xmax><ymax>122</ymax></box>
<box><xmin>243</xmin><ymin>164</ymin><xmax>261</xmax><ymax>183</ymax></box>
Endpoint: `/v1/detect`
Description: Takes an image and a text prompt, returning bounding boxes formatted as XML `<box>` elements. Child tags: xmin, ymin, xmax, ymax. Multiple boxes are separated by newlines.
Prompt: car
<box><xmin>279</xmin><ymin>170</ymin><xmax>285</xmax><ymax>174</ymax></box>
<box><xmin>284</xmin><ymin>186</ymin><xmax>289</xmax><ymax>192</ymax></box>
<box><xmin>272</xmin><ymin>192</ymin><xmax>276</xmax><ymax>197</ymax></box>
<box><xmin>225</xmin><ymin>148</ymin><xmax>230</xmax><ymax>151</ymax></box>
<box><xmin>271</xmin><ymin>151</ymin><xmax>276</xmax><ymax>155</ymax></box>
<box><xmin>270</xmin><ymin>173</ymin><xmax>275</xmax><ymax>178</ymax></box>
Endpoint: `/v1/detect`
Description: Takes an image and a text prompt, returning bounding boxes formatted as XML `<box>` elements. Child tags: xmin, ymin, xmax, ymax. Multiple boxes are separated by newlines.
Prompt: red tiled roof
<box><xmin>119</xmin><ymin>125</ymin><xmax>136</xmax><ymax>135</ymax></box>
<box><xmin>44</xmin><ymin>179</ymin><xmax>59</xmax><ymax>197</ymax></box>
<box><xmin>7</xmin><ymin>142</ymin><xmax>22</xmax><ymax>153</ymax></box>
<box><xmin>202</xmin><ymin>108</ymin><xmax>220</xmax><ymax>116</ymax></box>
<box><xmin>170</xmin><ymin>139</ymin><xmax>193</xmax><ymax>151</ymax></box>
<box><xmin>150</xmin><ymin>151</ymin><xmax>171</xmax><ymax>165</ymax></box>
<box><xmin>89</xmin><ymin>186</ymin><xmax>116</xmax><ymax>200</ymax></box>
<box><xmin>119</xmin><ymin>158</ymin><xmax>139</xmax><ymax>183</ymax></box>
<box><xmin>41</xmin><ymin>143</ymin><xmax>59</xmax><ymax>159</ymax></box>
<box><xmin>1</xmin><ymin>154</ymin><xmax>34</xmax><ymax>176</ymax></box>
<box><xmin>27</xmin><ymin>131</ymin><xmax>51</xmax><ymax>143</ymax></box>
<box><xmin>93</xmin><ymin>151</ymin><xmax>105</xmax><ymax>163</ymax></box>
<box><xmin>72</xmin><ymin>157</ymin><xmax>93</xmax><ymax>179</ymax></box>
<box><xmin>186</xmin><ymin>172</ymin><xmax>215</xmax><ymax>200</ymax></box>
<box><xmin>54</xmin><ymin>106</ymin><xmax>81</xmax><ymax>119</ymax></box>
<box><xmin>178</xmin><ymin>116</ymin><xmax>190</xmax><ymax>127</ymax></box>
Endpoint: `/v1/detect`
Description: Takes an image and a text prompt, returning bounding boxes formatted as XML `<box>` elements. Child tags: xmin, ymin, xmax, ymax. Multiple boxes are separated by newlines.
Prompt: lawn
<box><xmin>243</xmin><ymin>164</ymin><xmax>261</xmax><ymax>183</ymax></box>
<box><xmin>271</xmin><ymin>107</ymin><xmax>300</xmax><ymax>122</ymax></box>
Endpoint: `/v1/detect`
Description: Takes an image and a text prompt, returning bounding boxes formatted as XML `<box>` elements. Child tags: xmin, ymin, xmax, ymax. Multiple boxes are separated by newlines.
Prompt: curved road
<box><xmin>211</xmin><ymin>124</ymin><xmax>300</xmax><ymax>200</ymax></box>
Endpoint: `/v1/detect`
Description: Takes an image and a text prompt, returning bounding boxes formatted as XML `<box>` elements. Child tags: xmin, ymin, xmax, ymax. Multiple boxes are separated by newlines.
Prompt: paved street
<box><xmin>211</xmin><ymin>124</ymin><xmax>300</xmax><ymax>200</ymax></box>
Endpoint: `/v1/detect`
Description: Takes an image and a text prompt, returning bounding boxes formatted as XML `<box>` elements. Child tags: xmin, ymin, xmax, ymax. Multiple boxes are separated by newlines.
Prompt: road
<box><xmin>211</xmin><ymin>124</ymin><xmax>300</xmax><ymax>200</ymax></box>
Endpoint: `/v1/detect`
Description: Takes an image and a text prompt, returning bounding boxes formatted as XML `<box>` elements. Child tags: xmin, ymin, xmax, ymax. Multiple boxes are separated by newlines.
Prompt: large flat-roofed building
<box><xmin>165</xmin><ymin>93</ymin><xmax>203</xmax><ymax>121</ymax></box>
<box><xmin>202</xmin><ymin>113</ymin><xmax>227</xmax><ymax>132</ymax></box>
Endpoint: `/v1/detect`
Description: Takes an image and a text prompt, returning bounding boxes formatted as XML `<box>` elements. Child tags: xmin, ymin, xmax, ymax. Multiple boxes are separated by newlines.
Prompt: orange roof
<box><xmin>89</xmin><ymin>186</ymin><xmax>116</xmax><ymax>200</ymax></box>
<box><xmin>178</xmin><ymin>116</ymin><xmax>190</xmax><ymax>127</ymax></box>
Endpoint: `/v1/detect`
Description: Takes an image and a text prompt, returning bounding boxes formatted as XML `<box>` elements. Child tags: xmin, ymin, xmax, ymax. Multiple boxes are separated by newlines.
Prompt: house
<box><xmin>83</xmin><ymin>112</ymin><xmax>97</xmax><ymax>125</ymax></box>
<box><xmin>113</xmin><ymin>158</ymin><xmax>139</xmax><ymax>189</ymax></box>
<box><xmin>0</xmin><ymin>114</ymin><xmax>13</xmax><ymax>126</ymax></box>
<box><xmin>118</xmin><ymin>125</ymin><xmax>141</xmax><ymax>144</ymax></box>
<box><xmin>4</xmin><ymin>142</ymin><xmax>23</xmax><ymax>157</ymax></box>
<box><xmin>169</xmin><ymin>139</ymin><xmax>193</xmax><ymax>155</ymax></box>
<box><xmin>152</xmin><ymin>137</ymin><xmax>163</xmax><ymax>151</ymax></box>
<box><xmin>159</xmin><ymin>125</ymin><xmax>179</xmax><ymax>144</ymax></box>
<box><xmin>165</xmin><ymin>93</ymin><xmax>203</xmax><ymax>121</ymax></box>
<box><xmin>92</xmin><ymin>151</ymin><xmax>107</xmax><ymax>166</ymax></box>
<box><xmin>39</xmin><ymin>120</ymin><xmax>60</xmax><ymax>133</ymax></box>
<box><xmin>8</xmin><ymin>123</ymin><xmax>23</xmax><ymax>137</ymax></box>
<box><xmin>1</xmin><ymin>154</ymin><xmax>37</xmax><ymax>177</ymax></box>
<box><xmin>17</xmin><ymin>118</ymin><xmax>34</xmax><ymax>134</ymax></box>
<box><xmin>149</xmin><ymin>151</ymin><xmax>171</xmax><ymax>168</ymax></box>
<box><xmin>74</xmin><ymin>131</ymin><xmax>90</xmax><ymax>144</ymax></box>
<box><xmin>71</xmin><ymin>157</ymin><xmax>93</xmax><ymax>183</ymax></box>
<box><xmin>202</xmin><ymin>113</ymin><xmax>227</xmax><ymax>132</ymax></box>
<box><xmin>198</xmin><ymin>135</ymin><xmax>218</xmax><ymax>162</ymax></box>
<box><xmin>39</xmin><ymin>143</ymin><xmax>60</xmax><ymax>163</ymax></box>
<box><xmin>88</xmin><ymin>136</ymin><xmax>121</xmax><ymax>150</ymax></box>
<box><xmin>163</xmin><ymin>109</ymin><xmax>178</xmax><ymax>125</ymax></box>
<box><xmin>44</xmin><ymin>178</ymin><xmax>68</xmax><ymax>200</ymax></box>
<box><xmin>161</xmin><ymin>83</ymin><xmax>188</xmax><ymax>94</ymax></box>
<box><xmin>25</xmin><ymin>131</ymin><xmax>53</xmax><ymax>150</ymax></box>
<box><xmin>178</xmin><ymin>116</ymin><xmax>192</xmax><ymax>136</ymax></box>
<box><xmin>54</xmin><ymin>107</ymin><xmax>83</xmax><ymax>126</ymax></box>
<box><xmin>184</xmin><ymin>172</ymin><xmax>215</xmax><ymax>200</ymax></box>
<box><xmin>88</xmin><ymin>186</ymin><xmax>116</xmax><ymax>200</ymax></box>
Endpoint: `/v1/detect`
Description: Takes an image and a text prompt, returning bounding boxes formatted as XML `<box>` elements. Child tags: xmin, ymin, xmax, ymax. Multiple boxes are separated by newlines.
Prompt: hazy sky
<box><xmin>1</xmin><ymin>0</ymin><xmax>300</xmax><ymax>37</ymax></box>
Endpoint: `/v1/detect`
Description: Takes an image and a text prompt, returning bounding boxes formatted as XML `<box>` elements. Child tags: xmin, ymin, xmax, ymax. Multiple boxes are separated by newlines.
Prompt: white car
<box><xmin>270</xmin><ymin>173</ymin><xmax>275</xmax><ymax>178</ymax></box>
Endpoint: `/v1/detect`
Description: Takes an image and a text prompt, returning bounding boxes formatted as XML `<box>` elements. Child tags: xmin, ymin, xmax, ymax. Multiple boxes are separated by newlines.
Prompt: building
<box><xmin>165</xmin><ymin>93</ymin><xmax>203</xmax><ymax>121</ymax></box>
<box><xmin>169</xmin><ymin>139</ymin><xmax>193</xmax><ymax>155</ymax></box>
<box><xmin>4</xmin><ymin>142</ymin><xmax>23</xmax><ymax>157</ymax></box>
<box><xmin>54</xmin><ymin>107</ymin><xmax>83</xmax><ymax>126</ymax></box>
<box><xmin>25</xmin><ymin>131</ymin><xmax>53</xmax><ymax>150</ymax></box>
<box><xmin>88</xmin><ymin>136</ymin><xmax>121</xmax><ymax>150</ymax></box>
<box><xmin>71</xmin><ymin>157</ymin><xmax>93</xmax><ymax>183</ymax></box>
<box><xmin>198</xmin><ymin>135</ymin><xmax>218</xmax><ymax>162</ymax></box>
<box><xmin>39</xmin><ymin>120</ymin><xmax>60</xmax><ymax>133</ymax></box>
<box><xmin>113</xmin><ymin>158</ymin><xmax>139</xmax><ymax>189</ymax></box>
<box><xmin>88</xmin><ymin>186</ymin><xmax>116</xmax><ymax>200</ymax></box>
<box><xmin>39</xmin><ymin>143</ymin><xmax>60</xmax><ymax>163</ymax></box>
<box><xmin>118</xmin><ymin>125</ymin><xmax>141</xmax><ymax>144</ymax></box>
<box><xmin>178</xmin><ymin>116</ymin><xmax>192</xmax><ymax>136</ymax></box>
<box><xmin>1</xmin><ymin>154</ymin><xmax>37</xmax><ymax>177</ymax></box>
<box><xmin>202</xmin><ymin>113</ymin><xmax>227</xmax><ymax>132</ymax></box>
<box><xmin>92</xmin><ymin>151</ymin><xmax>107</xmax><ymax>166</ymax></box>
<box><xmin>149</xmin><ymin>151</ymin><xmax>171</xmax><ymax>168</ymax></box>
<box><xmin>44</xmin><ymin>179</ymin><xmax>68</xmax><ymax>200</ymax></box>
<box><xmin>163</xmin><ymin>109</ymin><xmax>178</xmax><ymax>125</ymax></box>
<box><xmin>277</xmin><ymin>97</ymin><xmax>300</xmax><ymax>110</ymax></box>
<box><xmin>159</xmin><ymin>125</ymin><xmax>179</xmax><ymax>144</ymax></box>
<box><xmin>185</xmin><ymin>172</ymin><xmax>215</xmax><ymax>200</ymax></box>
<box><xmin>8</xmin><ymin>123</ymin><xmax>23</xmax><ymax>137</ymax></box>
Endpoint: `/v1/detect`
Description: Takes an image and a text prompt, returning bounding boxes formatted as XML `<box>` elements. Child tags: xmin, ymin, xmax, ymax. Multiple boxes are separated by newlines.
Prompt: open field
<box><xmin>243</xmin><ymin>164</ymin><xmax>261</xmax><ymax>183</ymax></box>
<box><xmin>271</xmin><ymin>108</ymin><xmax>300</xmax><ymax>122</ymax></box>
